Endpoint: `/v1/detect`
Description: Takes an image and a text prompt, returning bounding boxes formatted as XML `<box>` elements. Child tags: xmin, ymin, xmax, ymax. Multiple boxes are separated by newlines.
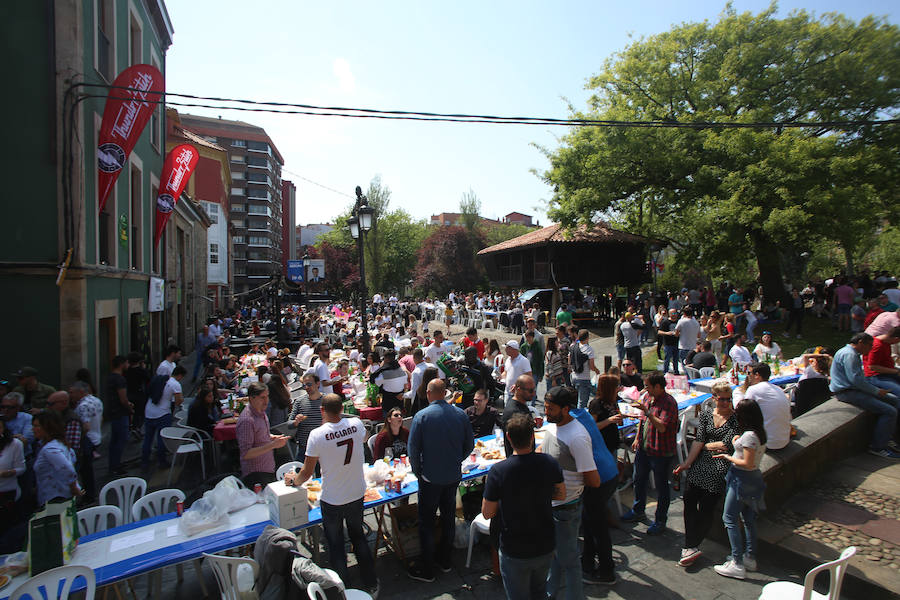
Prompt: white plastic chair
<box><xmin>465</xmin><ymin>513</ymin><xmax>492</xmax><ymax>568</ymax></box>
<box><xmin>99</xmin><ymin>476</ymin><xmax>147</xmax><ymax>525</ymax></box>
<box><xmin>131</xmin><ymin>488</ymin><xmax>185</xmax><ymax>522</ymax></box>
<box><xmin>203</xmin><ymin>553</ymin><xmax>259</xmax><ymax>600</ymax></box>
<box><xmin>675</xmin><ymin>412</ymin><xmax>692</xmax><ymax>472</ymax></box>
<box><xmin>367</xmin><ymin>433</ymin><xmax>379</xmax><ymax>457</ymax></box>
<box><xmin>276</xmin><ymin>461</ymin><xmax>304</xmax><ymax>481</ymax></box>
<box><xmin>10</xmin><ymin>565</ymin><xmax>96</xmax><ymax>600</ymax></box>
<box><xmin>758</xmin><ymin>546</ymin><xmax>856</xmax><ymax>600</ymax></box>
<box><xmin>306</xmin><ymin>577</ymin><xmax>372</xmax><ymax>600</ymax></box>
<box><xmin>160</xmin><ymin>426</ymin><xmax>206</xmax><ymax>486</ymax></box>
<box><xmin>699</xmin><ymin>366</ymin><xmax>716</xmax><ymax>378</ymax></box>
<box><xmin>77</xmin><ymin>505</ymin><xmax>123</xmax><ymax>535</ymax></box>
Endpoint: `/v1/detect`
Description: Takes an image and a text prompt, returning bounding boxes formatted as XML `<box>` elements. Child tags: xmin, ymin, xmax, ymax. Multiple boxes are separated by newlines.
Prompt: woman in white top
<box><xmin>713</xmin><ymin>398</ymin><xmax>767</xmax><ymax>580</ymax></box>
<box><xmin>0</xmin><ymin>418</ymin><xmax>26</xmax><ymax>532</ymax></box>
<box><xmin>752</xmin><ymin>332</ymin><xmax>782</xmax><ymax>362</ymax></box>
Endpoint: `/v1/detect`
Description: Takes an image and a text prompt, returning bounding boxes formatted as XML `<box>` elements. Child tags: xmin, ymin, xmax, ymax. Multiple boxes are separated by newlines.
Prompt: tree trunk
<box><xmin>843</xmin><ymin>245</ymin><xmax>855</xmax><ymax>277</ymax></box>
<box><xmin>749</xmin><ymin>230</ymin><xmax>788</xmax><ymax>306</ymax></box>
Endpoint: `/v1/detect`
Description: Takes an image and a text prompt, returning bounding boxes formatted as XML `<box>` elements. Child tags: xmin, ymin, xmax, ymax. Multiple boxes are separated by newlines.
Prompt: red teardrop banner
<box><xmin>97</xmin><ymin>64</ymin><xmax>164</xmax><ymax>214</ymax></box>
<box><xmin>154</xmin><ymin>144</ymin><xmax>199</xmax><ymax>248</ymax></box>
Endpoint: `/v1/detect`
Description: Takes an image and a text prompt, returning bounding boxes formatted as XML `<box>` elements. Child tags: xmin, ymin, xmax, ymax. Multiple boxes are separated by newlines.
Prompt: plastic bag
<box><xmin>180</xmin><ymin>476</ymin><xmax>258</xmax><ymax>536</ymax></box>
<box><xmin>364</xmin><ymin>460</ymin><xmax>391</xmax><ymax>487</ymax></box>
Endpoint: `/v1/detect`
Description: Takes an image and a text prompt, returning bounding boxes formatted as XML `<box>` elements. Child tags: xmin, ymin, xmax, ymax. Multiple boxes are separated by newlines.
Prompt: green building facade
<box><xmin>2</xmin><ymin>0</ymin><xmax>177</xmax><ymax>388</ymax></box>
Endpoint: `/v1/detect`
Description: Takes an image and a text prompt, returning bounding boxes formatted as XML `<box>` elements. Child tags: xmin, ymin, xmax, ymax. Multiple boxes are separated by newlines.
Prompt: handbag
<box><xmin>28</xmin><ymin>497</ymin><xmax>79</xmax><ymax>575</ymax></box>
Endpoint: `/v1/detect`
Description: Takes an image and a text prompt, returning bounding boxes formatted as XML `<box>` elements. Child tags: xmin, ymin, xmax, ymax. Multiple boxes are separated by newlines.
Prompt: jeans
<box><xmin>499</xmin><ymin>550</ymin><xmax>553</xmax><ymax>600</ymax></box>
<box><xmin>682</xmin><ymin>483</ymin><xmax>723</xmax><ymax>549</ymax></box>
<box><xmin>142</xmin><ymin>413</ymin><xmax>172</xmax><ymax>466</ymax></box>
<box><xmin>678</xmin><ymin>349</ymin><xmax>690</xmax><ymax>369</ymax></box>
<box><xmin>836</xmin><ymin>389</ymin><xmax>899</xmax><ymax>450</ymax></box>
<box><xmin>722</xmin><ymin>480</ymin><xmax>758</xmax><ymax>565</ymax></box>
<box><xmin>417</xmin><ymin>479</ymin><xmax>457</xmax><ymax>576</ymax></box>
<box><xmin>572</xmin><ymin>379</ymin><xmax>593</xmax><ymax>410</ymax></box>
<box><xmin>632</xmin><ymin>449</ymin><xmax>672</xmax><ymax>525</ymax></box>
<box><xmin>547</xmin><ymin>500</ymin><xmax>583</xmax><ymax>600</ymax></box>
<box><xmin>582</xmin><ymin>479</ymin><xmax>617</xmax><ymax>574</ymax></box>
<box><xmin>869</xmin><ymin>375</ymin><xmax>900</xmax><ymax>400</ymax></box>
<box><xmin>745</xmin><ymin>321</ymin><xmax>757</xmax><ymax>343</ymax></box>
<box><xmin>108</xmin><ymin>415</ymin><xmax>130</xmax><ymax>472</ymax></box>
<box><xmin>320</xmin><ymin>497</ymin><xmax>377</xmax><ymax>588</ymax></box>
<box><xmin>663</xmin><ymin>346</ymin><xmax>679</xmax><ymax>374</ymax></box>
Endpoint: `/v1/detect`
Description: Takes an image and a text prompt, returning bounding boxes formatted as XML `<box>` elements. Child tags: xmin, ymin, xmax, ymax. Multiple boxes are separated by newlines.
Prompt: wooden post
<box><xmin>604</xmin><ymin>355</ymin><xmax>612</xmax><ymax>373</ymax></box>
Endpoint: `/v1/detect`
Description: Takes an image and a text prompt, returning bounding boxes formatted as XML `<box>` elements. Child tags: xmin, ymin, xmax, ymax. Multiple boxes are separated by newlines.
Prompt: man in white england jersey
<box><xmin>288</xmin><ymin>394</ymin><xmax>378</xmax><ymax>596</ymax></box>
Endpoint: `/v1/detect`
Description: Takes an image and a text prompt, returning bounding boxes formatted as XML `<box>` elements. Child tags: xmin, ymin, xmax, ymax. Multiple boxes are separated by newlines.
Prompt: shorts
<box><xmin>837</xmin><ymin>304</ymin><xmax>851</xmax><ymax>315</ymax></box>
<box><xmin>616</xmin><ymin>344</ymin><xmax>625</xmax><ymax>360</ymax></box>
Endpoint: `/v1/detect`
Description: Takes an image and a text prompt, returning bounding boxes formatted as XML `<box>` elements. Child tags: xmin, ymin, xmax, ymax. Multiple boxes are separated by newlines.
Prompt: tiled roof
<box><xmin>477</xmin><ymin>222</ymin><xmax>654</xmax><ymax>254</ymax></box>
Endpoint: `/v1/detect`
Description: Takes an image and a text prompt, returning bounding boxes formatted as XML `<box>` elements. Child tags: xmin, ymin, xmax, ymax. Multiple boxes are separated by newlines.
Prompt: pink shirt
<box><xmin>236</xmin><ymin>404</ymin><xmax>274</xmax><ymax>476</ymax></box>
<box><xmin>835</xmin><ymin>285</ymin><xmax>855</xmax><ymax>305</ymax></box>
<box><xmin>865</xmin><ymin>311</ymin><xmax>900</xmax><ymax>337</ymax></box>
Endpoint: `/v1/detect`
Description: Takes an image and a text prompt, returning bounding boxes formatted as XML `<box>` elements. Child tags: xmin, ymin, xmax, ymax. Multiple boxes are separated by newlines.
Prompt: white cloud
<box><xmin>332</xmin><ymin>58</ymin><xmax>355</xmax><ymax>93</ymax></box>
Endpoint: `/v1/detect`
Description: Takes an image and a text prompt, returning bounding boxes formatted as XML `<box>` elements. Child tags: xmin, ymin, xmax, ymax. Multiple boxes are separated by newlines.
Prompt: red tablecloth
<box><xmin>359</xmin><ymin>407</ymin><xmax>383</xmax><ymax>421</ymax></box>
<box><xmin>213</xmin><ymin>421</ymin><xmax>237</xmax><ymax>441</ymax></box>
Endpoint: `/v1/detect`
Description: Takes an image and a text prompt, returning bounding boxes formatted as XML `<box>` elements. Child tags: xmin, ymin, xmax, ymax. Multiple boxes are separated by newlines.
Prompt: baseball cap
<box><xmin>505</xmin><ymin>340</ymin><xmax>519</xmax><ymax>350</ymax></box>
<box><xmin>545</xmin><ymin>385</ymin><xmax>576</xmax><ymax>407</ymax></box>
<box><xmin>14</xmin><ymin>366</ymin><xmax>38</xmax><ymax>378</ymax></box>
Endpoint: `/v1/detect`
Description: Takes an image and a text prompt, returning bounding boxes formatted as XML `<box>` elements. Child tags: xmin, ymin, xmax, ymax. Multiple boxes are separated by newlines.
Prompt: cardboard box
<box><xmin>264</xmin><ymin>481</ymin><xmax>309</xmax><ymax>530</ymax></box>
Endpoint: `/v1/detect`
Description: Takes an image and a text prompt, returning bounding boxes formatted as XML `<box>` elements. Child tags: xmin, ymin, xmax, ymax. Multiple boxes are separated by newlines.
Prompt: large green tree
<box><xmin>541</xmin><ymin>4</ymin><xmax>899</xmax><ymax>300</ymax></box>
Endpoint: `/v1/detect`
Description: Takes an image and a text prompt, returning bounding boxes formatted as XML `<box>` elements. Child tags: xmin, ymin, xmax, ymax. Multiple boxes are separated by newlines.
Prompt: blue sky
<box><xmin>164</xmin><ymin>1</ymin><xmax>896</xmax><ymax>226</ymax></box>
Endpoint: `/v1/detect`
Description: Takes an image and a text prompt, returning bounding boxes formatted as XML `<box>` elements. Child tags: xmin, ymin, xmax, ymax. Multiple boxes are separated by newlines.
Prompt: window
<box><xmin>231</xmin><ymin>219</ymin><xmax>246</xmax><ymax>228</ymax></box>
<box><xmin>247</xmin><ymin>140</ymin><xmax>268</xmax><ymax>153</ymax></box>
<box><xmin>129</xmin><ymin>10</ymin><xmax>142</xmax><ymax>66</ymax></box>
<box><xmin>130</xmin><ymin>163</ymin><xmax>142</xmax><ymax>270</ymax></box>
<box><xmin>230</xmin><ymin>187</ymin><xmax>244</xmax><ymax>196</ymax></box>
<box><xmin>247</xmin><ymin>204</ymin><xmax>269</xmax><ymax>215</ymax></box>
<box><xmin>232</xmin><ymin>236</ymin><xmax>245</xmax><ymax>244</ymax></box>
<box><xmin>95</xmin><ymin>0</ymin><xmax>115</xmax><ymax>81</ymax></box>
<box><xmin>248</xmin><ymin>236</ymin><xmax>269</xmax><ymax>246</ymax></box>
<box><xmin>232</xmin><ymin>140</ymin><xmax>246</xmax><ymax>148</ymax></box>
<box><xmin>246</xmin><ymin>156</ymin><xmax>268</xmax><ymax>168</ymax></box>
<box><xmin>205</xmin><ymin>202</ymin><xmax>219</xmax><ymax>224</ymax></box>
<box><xmin>202</xmin><ymin>136</ymin><xmax>217</xmax><ymax>144</ymax></box>
<box><xmin>210</xmin><ymin>243</ymin><xmax>219</xmax><ymax>264</ymax></box>
<box><xmin>231</xmin><ymin>171</ymin><xmax>244</xmax><ymax>180</ymax></box>
<box><xmin>230</xmin><ymin>154</ymin><xmax>245</xmax><ymax>163</ymax></box>
<box><xmin>231</xmin><ymin>203</ymin><xmax>245</xmax><ymax>212</ymax></box>
<box><xmin>246</xmin><ymin>172</ymin><xmax>268</xmax><ymax>184</ymax></box>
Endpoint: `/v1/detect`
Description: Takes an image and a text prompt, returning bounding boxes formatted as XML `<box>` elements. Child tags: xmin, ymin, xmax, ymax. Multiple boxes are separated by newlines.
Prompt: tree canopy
<box><xmin>540</xmin><ymin>4</ymin><xmax>900</xmax><ymax>299</ymax></box>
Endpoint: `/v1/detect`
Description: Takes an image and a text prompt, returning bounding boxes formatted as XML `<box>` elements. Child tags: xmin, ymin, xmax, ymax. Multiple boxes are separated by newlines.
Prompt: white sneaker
<box><xmin>743</xmin><ymin>555</ymin><xmax>757</xmax><ymax>572</ymax></box>
<box><xmin>678</xmin><ymin>547</ymin><xmax>702</xmax><ymax>566</ymax></box>
<box><xmin>714</xmin><ymin>559</ymin><xmax>746</xmax><ymax>580</ymax></box>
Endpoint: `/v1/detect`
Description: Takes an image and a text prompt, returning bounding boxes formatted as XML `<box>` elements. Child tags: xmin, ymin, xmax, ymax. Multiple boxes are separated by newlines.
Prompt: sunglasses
<box><xmin>762</xmin><ymin>331</ymin><xmax>772</xmax><ymax>336</ymax></box>
<box><xmin>303</xmin><ymin>382</ymin><xmax>317</xmax><ymax>387</ymax></box>
<box><xmin>715</xmin><ymin>395</ymin><xmax>732</xmax><ymax>401</ymax></box>
<box><xmin>622</xmin><ymin>362</ymin><xmax>633</xmax><ymax>366</ymax></box>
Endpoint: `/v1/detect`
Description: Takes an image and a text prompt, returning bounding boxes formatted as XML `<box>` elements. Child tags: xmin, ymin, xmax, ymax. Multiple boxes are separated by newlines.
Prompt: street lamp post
<box><xmin>348</xmin><ymin>186</ymin><xmax>374</xmax><ymax>354</ymax></box>
<box><xmin>302</xmin><ymin>250</ymin><xmax>311</xmax><ymax>303</ymax></box>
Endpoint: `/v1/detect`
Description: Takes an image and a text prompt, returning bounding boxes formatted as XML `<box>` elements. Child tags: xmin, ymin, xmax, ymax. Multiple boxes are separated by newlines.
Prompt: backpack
<box><xmin>148</xmin><ymin>374</ymin><xmax>169</xmax><ymax>405</ymax></box>
<box><xmin>569</xmin><ymin>408</ymin><xmax>619</xmax><ymax>483</ymax></box>
<box><xmin>570</xmin><ymin>343</ymin><xmax>588</xmax><ymax>374</ymax></box>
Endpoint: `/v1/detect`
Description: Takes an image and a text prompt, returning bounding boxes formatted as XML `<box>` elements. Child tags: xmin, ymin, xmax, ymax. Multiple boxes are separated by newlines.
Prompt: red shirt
<box><xmin>863</xmin><ymin>337</ymin><xmax>895</xmax><ymax>378</ymax></box>
<box><xmin>236</xmin><ymin>404</ymin><xmax>274</xmax><ymax>476</ymax></box>
<box><xmin>638</xmin><ymin>392</ymin><xmax>678</xmax><ymax>457</ymax></box>
<box><xmin>462</xmin><ymin>337</ymin><xmax>486</xmax><ymax>360</ymax></box>
<box><xmin>864</xmin><ymin>308</ymin><xmax>884</xmax><ymax>330</ymax></box>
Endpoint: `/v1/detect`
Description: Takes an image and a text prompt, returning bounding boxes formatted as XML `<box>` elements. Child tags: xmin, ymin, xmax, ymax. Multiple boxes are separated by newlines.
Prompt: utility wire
<box><xmin>280</xmin><ymin>167</ymin><xmax>354</xmax><ymax>199</ymax></box>
<box><xmin>73</xmin><ymin>84</ymin><xmax>900</xmax><ymax>130</ymax></box>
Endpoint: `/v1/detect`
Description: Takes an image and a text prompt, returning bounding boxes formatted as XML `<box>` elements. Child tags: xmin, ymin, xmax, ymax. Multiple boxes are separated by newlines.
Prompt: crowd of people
<box><xmin>1</xmin><ymin>269</ymin><xmax>898</xmax><ymax>598</ymax></box>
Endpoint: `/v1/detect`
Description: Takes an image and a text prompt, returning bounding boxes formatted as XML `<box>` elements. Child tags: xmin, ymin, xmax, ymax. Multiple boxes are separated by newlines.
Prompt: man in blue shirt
<box><xmin>830</xmin><ymin>333</ymin><xmax>900</xmax><ymax>459</ymax></box>
<box><xmin>407</xmin><ymin>378</ymin><xmax>474</xmax><ymax>582</ymax></box>
<box><xmin>1</xmin><ymin>392</ymin><xmax>34</xmax><ymax>457</ymax></box>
